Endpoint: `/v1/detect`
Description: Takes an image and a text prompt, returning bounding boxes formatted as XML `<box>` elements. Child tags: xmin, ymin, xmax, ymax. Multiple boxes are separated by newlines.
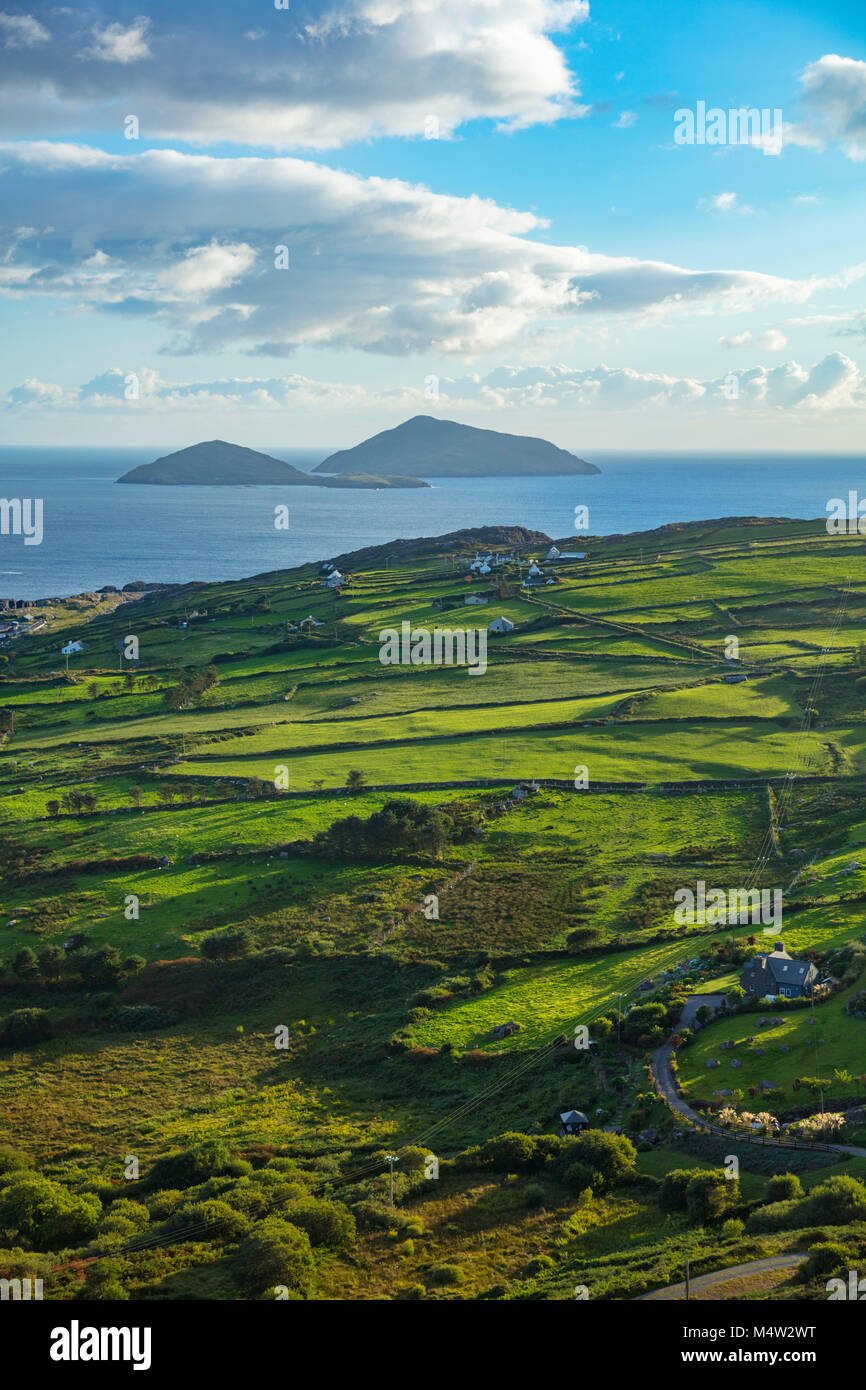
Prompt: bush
<box><xmin>801</xmin><ymin>1241</ymin><xmax>853</xmax><ymax>1281</ymax></box>
<box><xmin>163</xmin><ymin>1199</ymin><xmax>250</xmax><ymax>1243</ymax></box>
<box><xmin>685</xmin><ymin>1171</ymin><xmax>739</xmax><ymax>1223</ymax></box>
<box><xmin>767</xmin><ymin>1173</ymin><xmax>804</xmax><ymax>1203</ymax></box>
<box><xmin>0</xmin><ymin>1172</ymin><xmax>101</xmax><ymax>1249</ymax></box>
<box><xmin>146</xmin><ymin>1141</ymin><xmax>235</xmax><ymax>1191</ymax></box>
<box><xmin>524</xmin><ymin>1182</ymin><xmax>545</xmax><ymax>1208</ymax></box>
<box><xmin>430</xmin><ymin>1263</ymin><xmax>463</xmax><ymax>1286</ymax></box>
<box><xmin>233</xmin><ymin>1218</ymin><xmax>315</xmax><ymax>1297</ymax></box>
<box><xmin>552</xmin><ymin>1132</ymin><xmax>636</xmax><ymax>1190</ymax></box>
<box><xmin>720</xmin><ymin>1218</ymin><xmax>745</xmax><ymax>1239</ymax></box>
<box><xmin>1</xmin><ymin>1009</ymin><xmax>53</xmax><ymax>1046</ymax></box>
<box><xmin>280</xmin><ymin>1198</ymin><xmax>356</xmax><ymax>1251</ymax></box>
<box><xmin>0</xmin><ymin>1144</ymin><xmax>33</xmax><ymax>1176</ymax></box>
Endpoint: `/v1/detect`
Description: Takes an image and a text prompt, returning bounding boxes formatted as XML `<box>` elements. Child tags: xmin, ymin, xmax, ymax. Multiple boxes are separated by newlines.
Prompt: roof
<box><xmin>742</xmin><ymin>946</ymin><xmax>818</xmax><ymax>990</ymax></box>
<box><xmin>560</xmin><ymin>1109</ymin><xmax>588</xmax><ymax>1124</ymax></box>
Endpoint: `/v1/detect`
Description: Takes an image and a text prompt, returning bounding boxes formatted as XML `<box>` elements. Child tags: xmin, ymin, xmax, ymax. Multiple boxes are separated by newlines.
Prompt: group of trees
<box><xmin>313</xmin><ymin>798</ymin><xmax>458</xmax><ymax>859</ymax></box>
<box><xmin>3</xmin><ymin>942</ymin><xmax>145</xmax><ymax>995</ymax></box>
<box><xmin>165</xmin><ymin>665</ymin><xmax>219</xmax><ymax>712</ymax></box>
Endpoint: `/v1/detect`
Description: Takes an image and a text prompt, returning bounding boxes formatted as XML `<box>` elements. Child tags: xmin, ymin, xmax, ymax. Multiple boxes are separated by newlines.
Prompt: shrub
<box><xmin>163</xmin><ymin>1199</ymin><xmax>250</xmax><ymax>1243</ymax></box>
<box><xmin>767</xmin><ymin>1173</ymin><xmax>804</xmax><ymax>1203</ymax></box>
<box><xmin>1</xmin><ymin>1008</ymin><xmax>53</xmax><ymax>1046</ymax></box>
<box><xmin>280</xmin><ymin>1198</ymin><xmax>356</xmax><ymax>1251</ymax></box>
<box><xmin>721</xmin><ymin>1218</ymin><xmax>745</xmax><ymax>1239</ymax></box>
<box><xmin>0</xmin><ymin>1172</ymin><xmax>101</xmax><ymax>1249</ymax></box>
<box><xmin>801</xmin><ymin>1241</ymin><xmax>854</xmax><ymax>1281</ymax></box>
<box><xmin>524</xmin><ymin>1182</ymin><xmax>545</xmax><ymax>1208</ymax></box>
<box><xmin>0</xmin><ymin>1144</ymin><xmax>33</xmax><ymax>1176</ymax></box>
<box><xmin>146</xmin><ymin>1141</ymin><xmax>235</xmax><ymax>1191</ymax></box>
<box><xmin>102</xmin><ymin>1005</ymin><xmax>177</xmax><ymax>1032</ymax></box>
<box><xmin>430</xmin><ymin>1262</ymin><xmax>463</xmax><ymax>1286</ymax></box>
<box><xmin>233</xmin><ymin>1218</ymin><xmax>315</xmax><ymax>1297</ymax></box>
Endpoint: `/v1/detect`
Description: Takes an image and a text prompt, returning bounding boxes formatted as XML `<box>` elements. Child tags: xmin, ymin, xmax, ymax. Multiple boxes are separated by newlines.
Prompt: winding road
<box><xmin>651</xmin><ymin>1043</ymin><xmax>866</xmax><ymax>1158</ymax></box>
<box><xmin>635</xmin><ymin>1253</ymin><xmax>807</xmax><ymax>1300</ymax></box>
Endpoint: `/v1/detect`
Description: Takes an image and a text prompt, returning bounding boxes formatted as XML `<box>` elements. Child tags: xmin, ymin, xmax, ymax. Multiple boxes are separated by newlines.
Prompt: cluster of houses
<box><xmin>320</xmin><ymin>563</ymin><xmax>348</xmax><ymax>593</ymax></box>
<box><xmin>0</xmin><ymin>612</ymin><xmax>47</xmax><ymax>647</ymax></box>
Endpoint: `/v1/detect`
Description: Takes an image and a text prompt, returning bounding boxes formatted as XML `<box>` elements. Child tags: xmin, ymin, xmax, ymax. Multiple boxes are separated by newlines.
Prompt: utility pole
<box><xmin>685</xmin><ymin>1259</ymin><xmax>690</xmax><ymax>1301</ymax></box>
<box><xmin>385</xmin><ymin>1154</ymin><xmax>399</xmax><ymax>1205</ymax></box>
<box><xmin>616</xmin><ymin>992</ymin><xmax>625</xmax><ymax>1048</ymax></box>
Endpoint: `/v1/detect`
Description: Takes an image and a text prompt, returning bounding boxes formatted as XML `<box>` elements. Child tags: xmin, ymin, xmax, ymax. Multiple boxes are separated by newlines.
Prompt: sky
<box><xmin>1</xmin><ymin>0</ymin><xmax>866</xmax><ymax>451</ymax></box>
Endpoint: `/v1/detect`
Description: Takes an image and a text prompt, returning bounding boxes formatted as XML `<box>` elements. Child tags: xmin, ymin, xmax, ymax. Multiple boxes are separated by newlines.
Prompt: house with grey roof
<box><xmin>739</xmin><ymin>941</ymin><xmax>818</xmax><ymax>1000</ymax></box>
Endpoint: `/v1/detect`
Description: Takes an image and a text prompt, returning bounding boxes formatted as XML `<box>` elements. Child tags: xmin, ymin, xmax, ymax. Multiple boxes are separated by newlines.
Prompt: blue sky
<box><xmin>1</xmin><ymin>0</ymin><xmax>866</xmax><ymax>450</ymax></box>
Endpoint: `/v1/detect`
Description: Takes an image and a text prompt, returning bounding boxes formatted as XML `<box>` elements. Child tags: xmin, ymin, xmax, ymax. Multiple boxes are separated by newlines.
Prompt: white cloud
<box><xmin>8</xmin><ymin>354</ymin><xmax>865</xmax><ymax>416</ymax></box>
<box><xmin>82</xmin><ymin>17</ymin><xmax>151</xmax><ymax>64</ymax></box>
<box><xmin>788</xmin><ymin>54</ymin><xmax>866</xmax><ymax>161</ymax></box>
<box><xmin>0</xmin><ymin>11</ymin><xmax>48</xmax><ymax>48</ymax></box>
<box><xmin>0</xmin><ymin>0</ymin><xmax>589</xmax><ymax>148</ymax></box>
<box><xmin>613</xmin><ymin>111</ymin><xmax>638</xmax><ymax>128</ymax></box>
<box><xmin>702</xmin><ymin>191</ymin><xmax>753</xmax><ymax>215</ymax></box>
<box><xmin>0</xmin><ymin>143</ymin><xmax>823</xmax><ymax>358</ymax></box>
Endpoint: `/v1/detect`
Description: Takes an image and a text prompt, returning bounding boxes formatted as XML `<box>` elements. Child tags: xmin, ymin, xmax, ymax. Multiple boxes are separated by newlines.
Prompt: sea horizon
<box><xmin>1</xmin><ymin>445</ymin><xmax>861</xmax><ymax>600</ymax></box>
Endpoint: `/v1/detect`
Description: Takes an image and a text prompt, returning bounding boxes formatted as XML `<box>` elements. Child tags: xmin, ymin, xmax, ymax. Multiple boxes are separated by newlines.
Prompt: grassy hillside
<box><xmin>2</xmin><ymin>516</ymin><xmax>866</xmax><ymax>1301</ymax></box>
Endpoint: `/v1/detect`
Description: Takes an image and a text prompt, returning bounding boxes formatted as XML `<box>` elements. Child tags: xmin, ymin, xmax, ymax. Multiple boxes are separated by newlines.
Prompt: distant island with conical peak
<box><xmin>116</xmin><ymin>440</ymin><xmax>429</xmax><ymax>488</ymax></box>
<box><xmin>314</xmin><ymin>415</ymin><xmax>599</xmax><ymax>478</ymax></box>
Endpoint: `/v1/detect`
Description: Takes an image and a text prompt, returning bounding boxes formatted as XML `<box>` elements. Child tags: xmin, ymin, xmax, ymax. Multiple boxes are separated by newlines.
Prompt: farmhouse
<box><xmin>61</xmin><ymin>641</ymin><xmax>85</xmax><ymax>655</ymax></box>
<box><xmin>491</xmin><ymin>1020</ymin><xmax>521</xmax><ymax>1039</ymax></box>
<box><xmin>558</xmin><ymin>1109</ymin><xmax>589</xmax><ymax>1136</ymax></box>
<box><xmin>739</xmin><ymin>941</ymin><xmax>818</xmax><ymax>1000</ymax></box>
<box><xmin>488</xmin><ymin>615</ymin><xmax>515</xmax><ymax>633</ymax></box>
<box><xmin>464</xmin><ymin>593</ymin><xmax>488</xmax><ymax>605</ymax></box>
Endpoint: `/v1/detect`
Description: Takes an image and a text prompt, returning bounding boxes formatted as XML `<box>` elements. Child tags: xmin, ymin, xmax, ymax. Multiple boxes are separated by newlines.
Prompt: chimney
<box><xmin>773</xmin><ymin>941</ymin><xmax>784</xmax><ymax>952</ymax></box>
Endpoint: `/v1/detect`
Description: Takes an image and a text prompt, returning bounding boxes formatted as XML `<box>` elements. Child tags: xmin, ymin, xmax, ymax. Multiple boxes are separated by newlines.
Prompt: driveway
<box><xmin>651</xmin><ymin>1043</ymin><xmax>866</xmax><ymax>1158</ymax></box>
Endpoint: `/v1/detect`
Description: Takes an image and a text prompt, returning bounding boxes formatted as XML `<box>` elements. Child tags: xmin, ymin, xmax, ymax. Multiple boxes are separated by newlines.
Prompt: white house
<box><xmin>324</xmin><ymin>569</ymin><xmax>345</xmax><ymax>589</ymax></box>
<box><xmin>488</xmin><ymin>615</ymin><xmax>515</xmax><ymax>633</ymax></box>
<box><xmin>464</xmin><ymin>593</ymin><xmax>488</xmax><ymax>605</ymax></box>
<box><xmin>528</xmin><ymin>562</ymin><xmax>542</xmax><ymax>576</ymax></box>
<box><xmin>546</xmin><ymin>545</ymin><xmax>561</xmax><ymax>560</ymax></box>
<box><xmin>61</xmin><ymin>641</ymin><xmax>85</xmax><ymax>655</ymax></box>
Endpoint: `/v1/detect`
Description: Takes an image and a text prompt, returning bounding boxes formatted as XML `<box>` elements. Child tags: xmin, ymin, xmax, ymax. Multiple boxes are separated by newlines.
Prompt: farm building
<box><xmin>491</xmin><ymin>1021</ymin><xmax>521</xmax><ymax>1039</ymax></box>
<box><xmin>464</xmin><ymin>593</ymin><xmax>488</xmax><ymax>605</ymax></box>
<box><xmin>489</xmin><ymin>615</ymin><xmax>515</xmax><ymax>633</ymax></box>
<box><xmin>739</xmin><ymin>942</ymin><xmax>818</xmax><ymax>1000</ymax></box>
<box><xmin>558</xmin><ymin>1109</ymin><xmax>589</xmax><ymax>1136</ymax></box>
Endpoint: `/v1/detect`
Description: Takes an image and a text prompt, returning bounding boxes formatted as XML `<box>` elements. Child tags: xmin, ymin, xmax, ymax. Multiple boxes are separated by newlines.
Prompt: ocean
<box><xmin>0</xmin><ymin>446</ymin><xmax>862</xmax><ymax>599</ymax></box>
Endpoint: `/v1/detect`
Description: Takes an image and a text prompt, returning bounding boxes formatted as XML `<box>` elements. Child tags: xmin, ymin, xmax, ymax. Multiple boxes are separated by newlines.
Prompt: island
<box><xmin>314</xmin><ymin>414</ymin><xmax>599</xmax><ymax>478</ymax></box>
<box><xmin>116</xmin><ymin>440</ymin><xmax>429</xmax><ymax>488</ymax></box>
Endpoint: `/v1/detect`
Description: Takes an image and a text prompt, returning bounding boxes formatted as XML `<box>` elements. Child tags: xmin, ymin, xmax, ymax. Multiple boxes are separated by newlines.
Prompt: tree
<box><xmin>12</xmin><ymin>948</ymin><xmax>39</xmax><ymax>981</ymax></box>
<box><xmin>0</xmin><ymin>1172</ymin><xmax>101</xmax><ymax>1250</ymax></box>
<box><xmin>158</xmin><ymin>785</ymin><xmax>176</xmax><ymax>805</ymax></box>
<box><xmin>1</xmin><ymin>1008</ymin><xmax>53</xmax><ymax>1045</ymax></box>
<box><xmin>61</xmin><ymin>790</ymin><xmax>83</xmax><ymax>817</ymax></box>
<box><xmin>345</xmin><ymin>769</ymin><xmax>366</xmax><ymax>792</ymax></box>
<box><xmin>201</xmin><ymin>928</ymin><xmax>253</xmax><ymax>962</ymax></box>
<box><xmin>37</xmin><ymin>946</ymin><xmax>64</xmax><ymax>980</ymax></box>
<box><xmin>80</xmin><ymin>946</ymin><xmax>125</xmax><ymax>990</ymax></box>
<box><xmin>281</xmin><ymin>1198</ymin><xmax>355</xmax><ymax>1251</ymax></box>
<box><xmin>128</xmin><ymin>787</ymin><xmax>143</xmax><ymax>808</ymax></box>
<box><xmin>81</xmin><ymin>792</ymin><xmax>98</xmax><ymax>815</ymax></box>
<box><xmin>233</xmin><ymin>1217</ymin><xmax>315</xmax><ymax>1298</ymax></box>
<box><xmin>46</xmin><ymin>800</ymin><xmax>60</xmax><ymax>818</ymax></box>
<box><xmin>686</xmin><ymin>1170</ymin><xmax>738</xmax><ymax>1223</ymax></box>
<box><xmin>767</xmin><ymin>1172</ymin><xmax>803</xmax><ymax>1203</ymax></box>
<box><xmin>557</xmin><ymin>1131</ymin><xmax>636</xmax><ymax>1190</ymax></box>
